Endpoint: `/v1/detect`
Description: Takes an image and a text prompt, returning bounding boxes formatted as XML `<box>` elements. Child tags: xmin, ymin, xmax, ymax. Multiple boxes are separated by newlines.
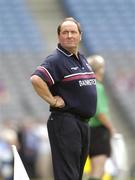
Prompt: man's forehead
<box><xmin>61</xmin><ymin>21</ymin><xmax>78</xmax><ymax>28</ymax></box>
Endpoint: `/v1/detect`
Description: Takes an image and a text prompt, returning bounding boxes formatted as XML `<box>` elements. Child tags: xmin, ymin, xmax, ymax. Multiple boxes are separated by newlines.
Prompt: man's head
<box><xmin>87</xmin><ymin>55</ymin><xmax>105</xmax><ymax>81</ymax></box>
<box><xmin>57</xmin><ymin>17</ymin><xmax>82</xmax><ymax>35</ymax></box>
<box><xmin>57</xmin><ymin>17</ymin><xmax>82</xmax><ymax>54</ymax></box>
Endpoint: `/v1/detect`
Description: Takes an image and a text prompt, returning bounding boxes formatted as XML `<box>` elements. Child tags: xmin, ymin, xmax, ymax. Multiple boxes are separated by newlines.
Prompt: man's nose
<box><xmin>68</xmin><ymin>32</ymin><xmax>72</xmax><ymax>38</ymax></box>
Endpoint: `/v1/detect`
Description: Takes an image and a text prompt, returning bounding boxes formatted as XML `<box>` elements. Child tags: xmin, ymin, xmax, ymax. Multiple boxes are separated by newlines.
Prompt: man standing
<box><xmin>87</xmin><ymin>55</ymin><xmax>116</xmax><ymax>180</ymax></box>
<box><xmin>30</xmin><ymin>17</ymin><xmax>97</xmax><ymax>180</ymax></box>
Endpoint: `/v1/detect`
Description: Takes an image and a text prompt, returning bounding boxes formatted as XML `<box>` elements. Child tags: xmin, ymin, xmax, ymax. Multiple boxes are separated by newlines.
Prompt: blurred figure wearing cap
<box><xmin>87</xmin><ymin>55</ymin><xmax>116</xmax><ymax>180</ymax></box>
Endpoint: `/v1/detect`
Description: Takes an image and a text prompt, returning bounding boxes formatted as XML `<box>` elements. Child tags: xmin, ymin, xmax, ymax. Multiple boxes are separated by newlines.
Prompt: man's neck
<box><xmin>58</xmin><ymin>43</ymin><xmax>79</xmax><ymax>58</ymax></box>
<box><xmin>64</xmin><ymin>47</ymin><xmax>78</xmax><ymax>56</ymax></box>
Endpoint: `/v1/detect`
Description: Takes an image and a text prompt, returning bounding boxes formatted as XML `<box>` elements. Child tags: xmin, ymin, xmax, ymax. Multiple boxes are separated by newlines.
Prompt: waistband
<box><xmin>51</xmin><ymin>111</ymin><xmax>89</xmax><ymax>123</ymax></box>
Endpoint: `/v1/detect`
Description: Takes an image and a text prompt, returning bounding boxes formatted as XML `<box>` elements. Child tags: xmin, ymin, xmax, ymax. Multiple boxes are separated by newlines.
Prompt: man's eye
<box><xmin>71</xmin><ymin>31</ymin><xmax>77</xmax><ymax>34</ymax></box>
<box><xmin>63</xmin><ymin>31</ymin><xmax>68</xmax><ymax>34</ymax></box>
<box><xmin>62</xmin><ymin>31</ymin><xmax>77</xmax><ymax>34</ymax></box>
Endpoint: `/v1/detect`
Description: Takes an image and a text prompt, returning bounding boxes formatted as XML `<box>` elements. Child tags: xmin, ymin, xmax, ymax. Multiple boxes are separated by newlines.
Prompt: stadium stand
<box><xmin>0</xmin><ymin>0</ymin><xmax>45</xmax><ymax>53</ymax></box>
<box><xmin>62</xmin><ymin>0</ymin><xmax>135</xmax><ymax>53</ymax></box>
<box><xmin>0</xmin><ymin>0</ymin><xmax>48</xmax><ymax>120</ymax></box>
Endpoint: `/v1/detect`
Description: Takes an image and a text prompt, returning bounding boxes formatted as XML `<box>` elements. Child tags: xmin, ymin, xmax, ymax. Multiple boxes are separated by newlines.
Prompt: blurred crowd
<box><xmin>0</xmin><ymin>80</ymin><xmax>53</xmax><ymax>179</ymax></box>
<box><xmin>0</xmin><ymin>118</ymin><xmax>53</xmax><ymax>180</ymax></box>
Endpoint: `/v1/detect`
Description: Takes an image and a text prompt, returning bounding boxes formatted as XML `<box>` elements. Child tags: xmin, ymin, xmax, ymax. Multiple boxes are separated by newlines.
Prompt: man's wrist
<box><xmin>51</xmin><ymin>99</ymin><xmax>57</xmax><ymax>107</ymax></box>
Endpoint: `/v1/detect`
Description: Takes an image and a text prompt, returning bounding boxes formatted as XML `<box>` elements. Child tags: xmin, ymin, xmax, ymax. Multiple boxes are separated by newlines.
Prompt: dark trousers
<box><xmin>47</xmin><ymin>112</ymin><xmax>90</xmax><ymax>180</ymax></box>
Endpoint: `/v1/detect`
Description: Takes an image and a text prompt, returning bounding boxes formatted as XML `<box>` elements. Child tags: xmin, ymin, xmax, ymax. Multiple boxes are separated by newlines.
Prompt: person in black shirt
<box><xmin>30</xmin><ymin>17</ymin><xmax>97</xmax><ymax>180</ymax></box>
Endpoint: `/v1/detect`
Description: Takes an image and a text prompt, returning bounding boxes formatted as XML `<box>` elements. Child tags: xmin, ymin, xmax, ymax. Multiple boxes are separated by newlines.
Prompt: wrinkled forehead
<box><xmin>61</xmin><ymin>21</ymin><xmax>79</xmax><ymax>31</ymax></box>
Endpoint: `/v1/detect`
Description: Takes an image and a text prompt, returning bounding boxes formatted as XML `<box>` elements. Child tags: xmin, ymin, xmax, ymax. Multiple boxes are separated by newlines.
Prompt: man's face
<box><xmin>58</xmin><ymin>21</ymin><xmax>81</xmax><ymax>52</ymax></box>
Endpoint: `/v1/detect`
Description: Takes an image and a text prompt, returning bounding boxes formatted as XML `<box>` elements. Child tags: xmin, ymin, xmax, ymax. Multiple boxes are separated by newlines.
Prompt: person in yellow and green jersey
<box><xmin>87</xmin><ymin>55</ymin><xmax>116</xmax><ymax>180</ymax></box>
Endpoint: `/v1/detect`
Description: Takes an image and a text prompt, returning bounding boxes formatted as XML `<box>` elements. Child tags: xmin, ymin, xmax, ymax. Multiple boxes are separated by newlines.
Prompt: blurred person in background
<box><xmin>30</xmin><ymin>17</ymin><xmax>97</xmax><ymax>180</ymax></box>
<box><xmin>17</xmin><ymin>119</ymin><xmax>39</xmax><ymax>179</ymax></box>
<box><xmin>87</xmin><ymin>55</ymin><xmax>116</xmax><ymax>180</ymax></box>
<box><xmin>0</xmin><ymin>122</ymin><xmax>19</xmax><ymax>180</ymax></box>
<box><xmin>0</xmin><ymin>80</ymin><xmax>10</xmax><ymax>104</ymax></box>
<box><xmin>0</xmin><ymin>80</ymin><xmax>10</xmax><ymax>121</ymax></box>
<box><xmin>35</xmin><ymin>121</ymin><xmax>53</xmax><ymax>179</ymax></box>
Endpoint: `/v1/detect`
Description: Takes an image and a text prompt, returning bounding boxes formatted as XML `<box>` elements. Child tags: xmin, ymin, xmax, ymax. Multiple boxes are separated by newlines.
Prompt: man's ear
<box><xmin>80</xmin><ymin>35</ymin><xmax>82</xmax><ymax>41</ymax></box>
<box><xmin>80</xmin><ymin>32</ymin><xmax>82</xmax><ymax>41</ymax></box>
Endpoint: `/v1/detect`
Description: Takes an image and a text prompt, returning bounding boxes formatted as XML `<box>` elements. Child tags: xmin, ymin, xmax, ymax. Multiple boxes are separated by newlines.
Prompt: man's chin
<box><xmin>65</xmin><ymin>45</ymin><xmax>76</xmax><ymax>49</ymax></box>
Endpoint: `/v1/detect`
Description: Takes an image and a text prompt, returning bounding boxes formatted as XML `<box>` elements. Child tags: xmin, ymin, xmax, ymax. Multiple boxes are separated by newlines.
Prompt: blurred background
<box><xmin>0</xmin><ymin>0</ymin><xmax>135</xmax><ymax>179</ymax></box>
